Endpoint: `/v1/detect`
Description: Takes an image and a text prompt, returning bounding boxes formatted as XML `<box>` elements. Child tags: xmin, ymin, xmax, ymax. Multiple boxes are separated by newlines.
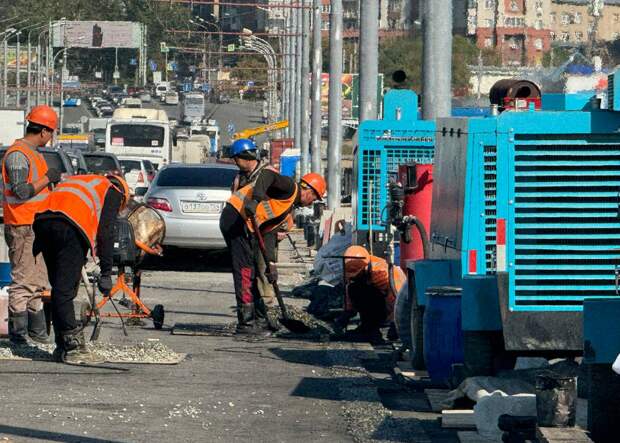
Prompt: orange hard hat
<box><xmin>344</xmin><ymin>245</ymin><xmax>371</xmax><ymax>279</ymax></box>
<box><xmin>105</xmin><ymin>173</ymin><xmax>130</xmax><ymax>210</ymax></box>
<box><xmin>300</xmin><ymin>173</ymin><xmax>327</xmax><ymax>200</ymax></box>
<box><xmin>26</xmin><ymin>105</ymin><xmax>58</xmax><ymax>130</ymax></box>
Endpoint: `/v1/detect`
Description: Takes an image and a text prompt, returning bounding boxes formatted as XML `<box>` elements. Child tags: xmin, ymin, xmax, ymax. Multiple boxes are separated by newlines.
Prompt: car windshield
<box><xmin>120</xmin><ymin>160</ymin><xmax>141</xmax><ymax>171</ymax></box>
<box><xmin>156</xmin><ymin>167</ymin><xmax>236</xmax><ymax>188</ymax></box>
<box><xmin>84</xmin><ymin>155</ymin><xmax>118</xmax><ymax>173</ymax></box>
<box><xmin>110</xmin><ymin>124</ymin><xmax>165</xmax><ymax>147</ymax></box>
<box><xmin>41</xmin><ymin>153</ymin><xmax>69</xmax><ymax>173</ymax></box>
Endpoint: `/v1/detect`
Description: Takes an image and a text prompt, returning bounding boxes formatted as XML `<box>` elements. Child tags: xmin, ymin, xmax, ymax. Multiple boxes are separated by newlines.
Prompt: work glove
<box><xmin>45</xmin><ymin>168</ymin><xmax>62</xmax><ymax>185</ymax></box>
<box><xmin>98</xmin><ymin>275</ymin><xmax>113</xmax><ymax>296</ymax></box>
<box><xmin>244</xmin><ymin>200</ymin><xmax>258</xmax><ymax>218</ymax></box>
<box><xmin>265</xmin><ymin>262</ymin><xmax>278</xmax><ymax>284</ymax></box>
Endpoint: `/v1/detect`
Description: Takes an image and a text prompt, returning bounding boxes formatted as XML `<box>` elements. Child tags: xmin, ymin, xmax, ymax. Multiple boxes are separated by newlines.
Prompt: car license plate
<box><xmin>181</xmin><ymin>201</ymin><xmax>221</xmax><ymax>214</ymax></box>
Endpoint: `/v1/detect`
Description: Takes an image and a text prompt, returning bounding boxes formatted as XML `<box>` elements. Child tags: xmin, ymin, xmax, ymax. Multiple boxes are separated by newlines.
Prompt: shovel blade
<box><xmin>279</xmin><ymin>317</ymin><xmax>311</xmax><ymax>334</ymax></box>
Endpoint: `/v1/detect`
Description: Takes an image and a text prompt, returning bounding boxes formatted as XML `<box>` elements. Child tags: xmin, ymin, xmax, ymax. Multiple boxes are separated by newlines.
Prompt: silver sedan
<box><xmin>145</xmin><ymin>163</ymin><xmax>238</xmax><ymax>250</ymax></box>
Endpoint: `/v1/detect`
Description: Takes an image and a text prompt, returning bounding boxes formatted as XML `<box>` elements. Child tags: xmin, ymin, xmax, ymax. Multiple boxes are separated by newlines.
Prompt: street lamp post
<box><xmin>240</xmin><ymin>31</ymin><xmax>278</xmax><ymax>123</ymax></box>
<box><xmin>1</xmin><ymin>28</ymin><xmax>17</xmax><ymax>107</ymax></box>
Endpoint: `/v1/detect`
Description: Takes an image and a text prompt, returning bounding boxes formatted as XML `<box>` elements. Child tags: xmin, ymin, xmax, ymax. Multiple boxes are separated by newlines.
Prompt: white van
<box><xmin>154</xmin><ymin>82</ymin><xmax>170</xmax><ymax>98</ymax></box>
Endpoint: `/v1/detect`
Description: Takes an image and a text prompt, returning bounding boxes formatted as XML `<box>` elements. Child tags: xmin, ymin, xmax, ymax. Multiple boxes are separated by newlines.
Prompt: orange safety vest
<box><xmin>36</xmin><ymin>175</ymin><xmax>111</xmax><ymax>252</ymax></box>
<box><xmin>1</xmin><ymin>140</ymin><xmax>50</xmax><ymax>225</ymax></box>
<box><xmin>228</xmin><ymin>166</ymin><xmax>298</xmax><ymax>233</ymax></box>
<box><xmin>345</xmin><ymin>255</ymin><xmax>406</xmax><ymax>321</ymax></box>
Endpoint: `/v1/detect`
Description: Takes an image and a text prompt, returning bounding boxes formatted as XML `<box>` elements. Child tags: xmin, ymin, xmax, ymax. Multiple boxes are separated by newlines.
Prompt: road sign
<box><xmin>95</xmin><ymin>71</ymin><xmax>102</xmax><ymax>79</ymax></box>
<box><xmin>227</xmin><ymin>122</ymin><xmax>236</xmax><ymax>136</ymax></box>
<box><xmin>160</xmin><ymin>42</ymin><xmax>169</xmax><ymax>53</ymax></box>
<box><xmin>247</xmin><ymin>81</ymin><xmax>255</xmax><ymax>87</ymax></box>
<box><xmin>129</xmin><ymin>58</ymin><xmax>137</xmax><ymax>66</ymax></box>
<box><xmin>183</xmin><ymin>83</ymin><xmax>192</xmax><ymax>92</ymax></box>
<box><xmin>227</xmin><ymin>44</ymin><xmax>235</xmax><ymax>52</ymax></box>
<box><xmin>202</xmin><ymin>83</ymin><xmax>210</xmax><ymax>93</ymax></box>
<box><xmin>149</xmin><ymin>60</ymin><xmax>157</xmax><ymax>72</ymax></box>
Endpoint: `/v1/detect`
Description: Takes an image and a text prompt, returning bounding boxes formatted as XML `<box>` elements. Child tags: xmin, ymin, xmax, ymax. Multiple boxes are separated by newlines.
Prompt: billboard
<box><xmin>52</xmin><ymin>21</ymin><xmax>142</xmax><ymax>49</ymax></box>
<box><xmin>320</xmin><ymin>73</ymin><xmax>384</xmax><ymax>121</ymax></box>
<box><xmin>321</xmin><ymin>73</ymin><xmax>355</xmax><ymax>120</ymax></box>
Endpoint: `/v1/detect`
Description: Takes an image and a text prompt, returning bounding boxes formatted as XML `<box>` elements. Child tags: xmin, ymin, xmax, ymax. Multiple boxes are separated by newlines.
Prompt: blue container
<box><xmin>280</xmin><ymin>155</ymin><xmax>300</xmax><ymax>177</ymax></box>
<box><xmin>0</xmin><ymin>262</ymin><xmax>10</xmax><ymax>287</ymax></box>
<box><xmin>423</xmin><ymin>286</ymin><xmax>464</xmax><ymax>384</ymax></box>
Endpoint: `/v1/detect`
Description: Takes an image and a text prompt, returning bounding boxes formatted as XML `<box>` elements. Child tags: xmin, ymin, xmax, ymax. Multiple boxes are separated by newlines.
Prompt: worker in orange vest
<box><xmin>228</xmin><ymin>139</ymin><xmax>282</xmax><ymax>328</ymax></box>
<box><xmin>32</xmin><ymin>174</ymin><xmax>130</xmax><ymax>364</ymax></box>
<box><xmin>220</xmin><ymin>144</ymin><xmax>326</xmax><ymax>335</ymax></box>
<box><xmin>2</xmin><ymin>105</ymin><xmax>62</xmax><ymax>345</ymax></box>
<box><xmin>336</xmin><ymin>245</ymin><xmax>406</xmax><ymax>344</ymax></box>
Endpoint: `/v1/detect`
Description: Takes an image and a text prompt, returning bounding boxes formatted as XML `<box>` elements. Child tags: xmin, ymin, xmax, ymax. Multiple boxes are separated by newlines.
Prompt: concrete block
<box><xmin>441</xmin><ymin>409</ymin><xmax>476</xmax><ymax>429</ymax></box>
<box><xmin>473</xmin><ymin>392</ymin><xmax>536</xmax><ymax>439</ymax></box>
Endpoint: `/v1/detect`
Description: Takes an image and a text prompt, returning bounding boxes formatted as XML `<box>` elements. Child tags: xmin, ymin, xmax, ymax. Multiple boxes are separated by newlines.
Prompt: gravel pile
<box><xmin>0</xmin><ymin>340</ymin><xmax>183</xmax><ymax>364</ymax></box>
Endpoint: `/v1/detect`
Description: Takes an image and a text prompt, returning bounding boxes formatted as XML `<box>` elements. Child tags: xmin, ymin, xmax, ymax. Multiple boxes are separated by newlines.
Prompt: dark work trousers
<box><xmin>220</xmin><ymin>204</ymin><xmax>257</xmax><ymax>313</ymax></box>
<box><xmin>348</xmin><ymin>280</ymin><xmax>389</xmax><ymax>332</ymax></box>
<box><xmin>33</xmin><ymin>218</ymin><xmax>88</xmax><ymax>336</ymax></box>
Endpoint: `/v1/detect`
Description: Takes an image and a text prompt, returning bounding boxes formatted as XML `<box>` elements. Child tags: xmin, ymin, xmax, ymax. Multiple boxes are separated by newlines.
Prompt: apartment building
<box><xmin>549</xmin><ymin>0</ymin><xmax>620</xmax><ymax>45</ymax></box>
<box><xmin>469</xmin><ymin>0</ymin><xmax>553</xmax><ymax>66</ymax></box>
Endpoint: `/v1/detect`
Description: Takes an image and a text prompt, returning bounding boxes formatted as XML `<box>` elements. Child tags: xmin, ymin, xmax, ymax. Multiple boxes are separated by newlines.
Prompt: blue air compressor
<box><xmin>407</xmin><ymin>77</ymin><xmax>620</xmax><ymax>376</ymax></box>
<box><xmin>353</xmin><ymin>89</ymin><xmax>435</xmax><ymax>252</ymax></box>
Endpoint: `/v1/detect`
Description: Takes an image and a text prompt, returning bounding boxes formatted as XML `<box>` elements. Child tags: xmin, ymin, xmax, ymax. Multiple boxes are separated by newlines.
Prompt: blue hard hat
<box><xmin>230</xmin><ymin>138</ymin><xmax>257</xmax><ymax>157</ymax></box>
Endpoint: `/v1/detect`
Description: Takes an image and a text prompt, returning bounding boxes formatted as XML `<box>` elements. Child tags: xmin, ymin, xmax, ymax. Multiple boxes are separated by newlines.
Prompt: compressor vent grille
<box><xmin>511</xmin><ymin>140</ymin><xmax>620</xmax><ymax>310</ymax></box>
<box><xmin>484</xmin><ymin>145</ymin><xmax>497</xmax><ymax>274</ymax></box>
<box><xmin>358</xmin><ymin>145</ymin><xmax>434</xmax><ymax>230</ymax></box>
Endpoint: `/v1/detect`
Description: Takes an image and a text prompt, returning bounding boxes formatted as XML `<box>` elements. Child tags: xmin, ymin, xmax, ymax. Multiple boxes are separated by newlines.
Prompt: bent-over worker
<box><xmin>228</xmin><ymin>138</ymin><xmax>283</xmax><ymax>321</ymax></box>
<box><xmin>2</xmin><ymin>105</ymin><xmax>62</xmax><ymax>344</ymax></box>
<box><xmin>337</xmin><ymin>245</ymin><xmax>406</xmax><ymax>344</ymax></box>
<box><xmin>220</xmin><ymin>155</ymin><xmax>326</xmax><ymax>336</ymax></box>
<box><xmin>33</xmin><ymin>174</ymin><xmax>130</xmax><ymax>364</ymax></box>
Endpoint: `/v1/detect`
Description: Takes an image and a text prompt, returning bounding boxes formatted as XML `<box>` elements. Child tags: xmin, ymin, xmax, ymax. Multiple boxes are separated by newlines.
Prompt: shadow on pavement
<box><xmin>268</xmin><ymin>347</ymin><xmax>369</xmax><ymax>368</ymax></box>
<box><xmin>141</xmin><ymin>248</ymin><xmax>232</xmax><ymax>272</ymax></box>
<box><xmin>0</xmin><ymin>424</ymin><xmax>125</xmax><ymax>443</ymax></box>
<box><xmin>371</xmin><ymin>416</ymin><xmax>459</xmax><ymax>443</ymax></box>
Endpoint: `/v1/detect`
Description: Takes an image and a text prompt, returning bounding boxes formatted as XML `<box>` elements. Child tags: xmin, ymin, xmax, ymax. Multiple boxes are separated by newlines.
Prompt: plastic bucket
<box><xmin>535</xmin><ymin>371</ymin><xmax>577</xmax><ymax>427</ymax></box>
<box><xmin>423</xmin><ymin>286</ymin><xmax>464</xmax><ymax>384</ymax></box>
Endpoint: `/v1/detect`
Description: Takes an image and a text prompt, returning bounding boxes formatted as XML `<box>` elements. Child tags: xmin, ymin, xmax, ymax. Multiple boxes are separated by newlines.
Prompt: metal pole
<box><xmin>422</xmin><ymin>0</ymin><xmax>452</xmax><ymax>119</ymax></box>
<box><xmin>3</xmin><ymin>39</ymin><xmax>7</xmax><ymax>107</ymax></box>
<box><xmin>35</xmin><ymin>43</ymin><xmax>40</xmax><ymax>105</ymax></box>
<box><xmin>283</xmin><ymin>12</ymin><xmax>291</xmax><ymax>134</ymax></box>
<box><xmin>310</xmin><ymin>0</ymin><xmax>322</xmax><ymax>173</ymax></box>
<box><xmin>288</xmin><ymin>10</ymin><xmax>297</xmax><ymax>142</ymax></box>
<box><xmin>27</xmin><ymin>38</ymin><xmax>31</xmax><ymax>109</ymax></box>
<box><xmin>60</xmin><ymin>48</ymin><xmax>67</xmax><ymax>133</ymax></box>
<box><xmin>114</xmin><ymin>47</ymin><xmax>119</xmax><ymax>85</ymax></box>
<box><xmin>327</xmin><ymin>0</ymin><xmax>343</xmax><ymax>209</ymax></box>
<box><xmin>294</xmin><ymin>5</ymin><xmax>303</xmax><ymax>157</ymax></box>
<box><xmin>300</xmin><ymin>0</ymin><xmax>311</xmax><ymax>175</ymax></box>
<box><xmin>16</xmin><ymin>34</ymin><xmax>21</xmax><ymax>108</ymax></box>
<box><xmin>359</xmin><ymin>0</ymin><xmax>379</xmax><ymax>121</ymax></box>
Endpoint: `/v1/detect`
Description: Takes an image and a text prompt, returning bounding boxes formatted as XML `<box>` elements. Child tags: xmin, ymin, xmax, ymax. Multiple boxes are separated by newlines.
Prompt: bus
<box><xmin>181</xmin><ymin>92</ymin><xmax>205</xmax><ymax>125</ymax></box>
<box><xmin>105</xmin><ymin>108</ymin><xmax>172</xmax><ymax>167</ymax></box>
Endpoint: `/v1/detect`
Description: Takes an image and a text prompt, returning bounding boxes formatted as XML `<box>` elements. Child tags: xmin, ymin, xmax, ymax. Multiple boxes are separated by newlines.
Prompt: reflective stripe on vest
<box><xmin>247</xmin><ymin>183</ymin><xmax>299</xmax><ymax>233</ymax></box>
<box><xmin>36</xmin><ymin>175</ymin><xmax>111</xmax><ymax>252</ymax></box>
<box><xmin>1</xmin><ymin>140</ymin><xmax>50</xmax><ymax>225</ymax></box>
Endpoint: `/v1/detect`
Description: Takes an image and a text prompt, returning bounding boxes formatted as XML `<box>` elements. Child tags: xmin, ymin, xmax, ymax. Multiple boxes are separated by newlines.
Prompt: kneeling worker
<box><xmin>337</xmin><ymin>245</ymin><xmax>406</xmax><ymax>344</ymax></box>
<box><xmin>220</xmin><ymin>162</ymin><xmax>326</xmax><ymax>335</ymax></box>
<box><xmin>33</xmin><ymin>174</ymin><xmax>129</xmax><ymax>364</ymax></box>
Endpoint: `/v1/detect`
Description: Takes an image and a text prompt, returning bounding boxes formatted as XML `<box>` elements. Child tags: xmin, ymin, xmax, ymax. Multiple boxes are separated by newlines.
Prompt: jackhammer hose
<box><xmin>407</xmin><ymin>216</ymin><xmax>430</xmax><ymax>260</ymax></box>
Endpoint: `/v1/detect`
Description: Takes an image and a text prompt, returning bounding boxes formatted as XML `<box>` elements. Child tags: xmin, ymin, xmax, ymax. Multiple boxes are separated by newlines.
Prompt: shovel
<box><xmin>251</xmin><ymin>217</ymin><xmax>310</xmax><ymax>334</ymax></box>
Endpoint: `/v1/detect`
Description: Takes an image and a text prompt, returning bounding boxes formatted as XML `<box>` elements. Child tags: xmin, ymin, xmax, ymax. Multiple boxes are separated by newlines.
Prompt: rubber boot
<box><xmin>8</xmin><ymin>311</ymin><xmax>29</xmax><ymax>345</ymax></box>
<box><xmin>255</xmin><ymin>298</ymin><xmax>279</xmax><ymax>332</ymax></box>
<box><xmin>28</xmin><ymin>309</ymin><xmax>51</xmax><ymax>344</ymax></box>
<box><xmin>235</xmin><ymin>303</ymin><xmax>256</xmax><ymax>334</ymax></box>
<box><xmin>53</xmin><ymin>327</ymin><xmax>103</xmax><ymax>365</ymax></box>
